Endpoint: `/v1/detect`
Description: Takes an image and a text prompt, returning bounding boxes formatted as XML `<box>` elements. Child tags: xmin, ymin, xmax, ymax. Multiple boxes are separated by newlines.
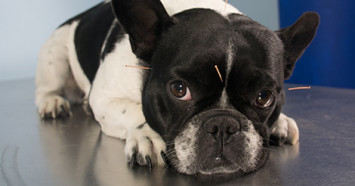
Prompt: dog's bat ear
<box><xmin>111</xmin><ymin>0</ymin><xmax>173</xmax><ymax>61</ymax></box>
<box><xmin>277</xmin><ymin>12</ymin><xmax>319</xmax><ymax>79</ymax></box>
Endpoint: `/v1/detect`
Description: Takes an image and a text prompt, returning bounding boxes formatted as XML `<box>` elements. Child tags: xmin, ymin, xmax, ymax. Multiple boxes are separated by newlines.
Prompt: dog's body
<box><xmin>36</xmin><ymin>0</ymin><xmax>318</xmax><ymax>177</ymax></box>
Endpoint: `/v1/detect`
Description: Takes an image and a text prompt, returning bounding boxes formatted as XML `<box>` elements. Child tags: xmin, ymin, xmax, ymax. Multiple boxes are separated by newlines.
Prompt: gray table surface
<box><xmin>1</xmin><ymin>78</ymin><xmax>354</xmax><ymax>186</ymax></box>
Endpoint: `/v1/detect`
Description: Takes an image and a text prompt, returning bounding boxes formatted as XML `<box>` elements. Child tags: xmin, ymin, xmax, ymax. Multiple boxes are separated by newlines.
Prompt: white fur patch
<box><xmin>199</xmin><ymin>167</ymin><xmax>239</xmax><ymax>175</ymax></box>
<box><xmin>271</xmin><ymin>113</ymin><xmax>299</xmax><ymax>145</ymax></box>
<box><xmin>225</xmin><ymin>40</ymin><xmax>235</xmax><ymax>81</ymax></box>
<box><xmin>218</xmin><ymin>41</ymin><xmax>235</xmax><ymax>108</ymax></box>
<box><xmin>218</xmin><ymin>89</ymin><xmax>229</xmax><ymax>108</ymax></box>
<box><xmin>67</xmin><ymin>21</ymin><xmax>91</xmax><ymax>98</ymax></box>
<box><xmin>174</xmin><ymin>120</ymin><xmax>200</xmax><ymax>174</ymax></box>
<box><xmin>90</xmin><ymin>35</ymin><xmax>142</xmax><ymax>103</ymax></box>
<box><xmin>243</xmin><ymin>121</ymin><xmax>263</xmax><ymax>169</ymax></box>
<box><xmin>89</xmin><ymin>35</ymin><xmax>146</xmax><ymax>139</ymax></box>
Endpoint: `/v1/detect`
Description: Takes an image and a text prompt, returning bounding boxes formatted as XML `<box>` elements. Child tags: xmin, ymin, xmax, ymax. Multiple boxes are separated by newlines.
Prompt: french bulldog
<box><xmin>35</xmin><ymin>0</ymin><xmax>319</xmax><ymax>177</ymax></box>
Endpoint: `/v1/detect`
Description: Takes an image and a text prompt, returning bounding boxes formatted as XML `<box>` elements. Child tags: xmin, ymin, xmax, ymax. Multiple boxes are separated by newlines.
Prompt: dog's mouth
<box><xmin>165</xmin><ymin>109</ymin><xmax>267</xmax><ymax>176</ymax></box>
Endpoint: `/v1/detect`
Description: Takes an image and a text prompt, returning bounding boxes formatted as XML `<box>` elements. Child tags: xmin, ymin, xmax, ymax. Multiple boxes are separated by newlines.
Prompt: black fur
<box><xmin>74</xmin><ymin>2</ymin><xmax>115</xmax><ymax>82</ymax></box>
<box><xmin>111</xmin><ymin>0</ymin><xmax>173</xmax><ymax>61</ymax></box>
<box><xmin>59</xmin><ymin>2</ymin><xmax>105</xmax><ymax>27</ymax></box>
<box><xmin>101</xmin><ymin>23</ymin><xmax>125</xmax><ymax>61</ymax></box>
<box><xmin>61</xmin><ymin>2</ymin><xmax>126</xmax><ymax>82</ymax></box>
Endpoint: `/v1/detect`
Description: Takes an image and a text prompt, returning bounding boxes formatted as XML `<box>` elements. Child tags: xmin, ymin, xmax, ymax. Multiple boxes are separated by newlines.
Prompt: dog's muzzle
<box><xmin>167</xmin><ymin>109</ymin><xmax>267</xmax><ymax>176</ymax></box>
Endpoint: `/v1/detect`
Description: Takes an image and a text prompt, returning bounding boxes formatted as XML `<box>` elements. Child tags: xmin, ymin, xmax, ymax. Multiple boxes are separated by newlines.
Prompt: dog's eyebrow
<box><xmin>214</xmin><ymin>65</ymin><xmax>223</xmax><ymax>83</ymax></box>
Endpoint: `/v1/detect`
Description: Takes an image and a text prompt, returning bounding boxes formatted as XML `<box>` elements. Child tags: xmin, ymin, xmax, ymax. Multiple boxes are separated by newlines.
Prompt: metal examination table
<box><xmin>1</xmin><ymin>78</ymin><xmax>354</xmax><ymax>185</ymax></box>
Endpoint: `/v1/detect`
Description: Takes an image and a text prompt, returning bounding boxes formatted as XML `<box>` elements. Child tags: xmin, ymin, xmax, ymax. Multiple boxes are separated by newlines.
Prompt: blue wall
<box><xmin>0</xmin><ymin>0</ymin><xmax>102</xmax><ymax>81</ymax></box>
<box><xmin>0</xmin><ymin>0</ymin><xmax>279</xmax><ymax>82</ymax></box>
<box><xmin>229</xmin><ymin>0</ymin><xmax>279</xmax><ymax>31</ymax></box>
<box><xmin>279</xmin><ymin>0</ymin><xmax>355</xmax><ymax>89</ymax></box>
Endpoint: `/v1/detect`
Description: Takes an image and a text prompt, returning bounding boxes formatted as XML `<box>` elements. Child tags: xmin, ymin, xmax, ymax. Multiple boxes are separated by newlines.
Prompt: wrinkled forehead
<box><xmin>152</xmin><ymin>10</ymin><xmax>283</xmax><ymax>83</ymax></box>
<box><xmin>228</xmin><ymin>14</ymin><xmax>284</xmax><ymax>63</ymax></box>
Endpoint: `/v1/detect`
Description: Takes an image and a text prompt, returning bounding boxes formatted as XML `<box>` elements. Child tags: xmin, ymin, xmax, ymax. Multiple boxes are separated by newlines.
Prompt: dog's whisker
<box><xmin>165</xmin><ymin>143</ymin><xmax>176</xmax><ymax>147</ymax></box>
<box><xmin>166</xmin><ymin>148</ymin><xmax>177</xmax><ymax>156</ymax></box>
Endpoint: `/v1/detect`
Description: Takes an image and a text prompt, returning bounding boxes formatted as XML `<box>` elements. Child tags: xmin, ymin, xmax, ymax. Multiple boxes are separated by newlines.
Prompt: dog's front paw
<box><xmin>270</xmin><ymin>113</ymin><xmax>299</xmax><ymax>146</ymax></box>
<box><xmin>37</xmin><ymin>95</ymin><xmax>71</xmax><ymax>119</ymax></box>
<box><xmin>125</xmin><ymin>123</ymin><xmax>166</xmax><ymax>169</ymax></box>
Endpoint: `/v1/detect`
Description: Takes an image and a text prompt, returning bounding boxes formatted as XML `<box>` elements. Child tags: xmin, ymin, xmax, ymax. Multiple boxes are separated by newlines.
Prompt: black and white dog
<box><xmin>36</xmin><ymin>0</ymin><xmax>319</xmax><ymax>177</ymax></box>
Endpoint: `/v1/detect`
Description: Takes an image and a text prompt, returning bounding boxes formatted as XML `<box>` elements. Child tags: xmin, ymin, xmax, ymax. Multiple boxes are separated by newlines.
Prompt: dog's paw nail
<box><xmin>146</xmin><ymin>156</ymin><xmax>152</xmax><ymax>171</ymax></box>
<box><xmin>38</xmin><ymin>96</ymin><xmax>71</xmax><ymax>119</ymax></box>
<box><xmin>128</xmin><ymin>148</ymin><xmax>138</xmax><ymax>168</ymax></box>
<box><xmin>279</xmin><ymin>136</ymin><xmax>286</xmax><ymax>146</ymax></box>
<box><xmin>137</xmin><ymin>153</ymin><xmax>145</xmax><ymax>165</ymax></box>
<box><xmin>125</xmin><ymin>125</ymin><xmax>167</xmax><ymax>168</ymax></box>
<box><xmin>161</xmin><ymin>151</ymin><xmax>169</xmax><ymax>166</ymax></box>
<box><xmin>129</xmin><ymin>153</ymin><xmax>137</xmax><ymax>168</ymax></box>
<box><xmin>270</xmin><ymin>135</ymin><xmax>286</xmax><ymax>146</ymax></box>
<box><xmin>59</xmin><ymin>105</ymin><xmax>70</xmax><ymax>117</ymax></box>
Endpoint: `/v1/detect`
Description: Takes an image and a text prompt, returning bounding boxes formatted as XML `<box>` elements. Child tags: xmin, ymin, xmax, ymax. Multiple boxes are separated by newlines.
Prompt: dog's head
<box><xmin>112</xmin><ymin>0</ymin><xmax>319</xmax><ymax>176</ymax></box>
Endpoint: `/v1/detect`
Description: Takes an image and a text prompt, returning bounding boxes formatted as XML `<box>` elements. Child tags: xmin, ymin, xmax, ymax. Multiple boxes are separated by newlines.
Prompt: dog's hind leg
<box><xmin>270</xmin><ymin>113</ymin><xmax>299</xmax><ymax>146</ymax></box>
<box><xmin>35</xmin><ymin>24</ymin><xmax>77</xmax><ymax>118</ymax></box>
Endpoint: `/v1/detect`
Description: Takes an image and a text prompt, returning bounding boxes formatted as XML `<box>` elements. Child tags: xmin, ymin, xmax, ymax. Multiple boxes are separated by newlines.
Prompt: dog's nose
<box><xmin>204</xmin><ymin>117</ymin><xmax>240</xmax><ymax>141</ymax></box>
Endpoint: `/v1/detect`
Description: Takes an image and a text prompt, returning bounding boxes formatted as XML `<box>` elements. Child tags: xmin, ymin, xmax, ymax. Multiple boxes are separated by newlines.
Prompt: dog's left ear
<box><xmin>277</xmin><ymin>12</ymin><xmax>320</xmax><ymax>79</ymax></box>
<box><xmin>111</xmin><ymin>0</ymin><xmax>173</xmax><ymax>61</ymax></box>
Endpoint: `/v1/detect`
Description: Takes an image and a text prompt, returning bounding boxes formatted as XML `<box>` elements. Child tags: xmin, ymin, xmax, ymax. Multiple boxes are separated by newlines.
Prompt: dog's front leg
<box><xmin>89</xmin><ymin>94</ymin><xmax>166</xmax><ymax>167</ymax></box>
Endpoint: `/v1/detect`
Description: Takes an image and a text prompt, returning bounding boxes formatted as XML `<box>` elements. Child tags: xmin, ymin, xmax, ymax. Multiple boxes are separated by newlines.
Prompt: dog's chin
<box><xmin>196</xmin><ymin>168</ymin><xmax>245</xmax><ymax>180</ymax></box>
<box><xmin>168</xmin><ymin>154</ymin><xmax>265</xmax><ymax>177</ymax></box>
<box><xmin>194</xmin><ymin>154</ymin><xmax>245</xmax><ymax>176</ymax></box>
<box><xmin>195</xmin><ymin>152</ymin><xmax>268</xmax><ymax>178</ymax></box>
<box><xmin>196</xmin><ymin>164</ymin><xmax>245</xmax><ymax>178</ymax></box>
<box><xmin>167</xmin><ymin>150</ymin><xmax>268</xmax><ymax>178</ymax></box>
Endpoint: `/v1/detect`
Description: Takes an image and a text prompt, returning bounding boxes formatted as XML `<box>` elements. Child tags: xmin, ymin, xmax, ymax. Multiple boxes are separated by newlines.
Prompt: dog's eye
<box><xmin>255</xmin><ymin>90</ymin><xmax>275</xmax><ymax>108</ymax></box>
<box><xmin>170</xmin><ymin>81</ymin><xmax>191</xmax><ymax>101</ymax></box>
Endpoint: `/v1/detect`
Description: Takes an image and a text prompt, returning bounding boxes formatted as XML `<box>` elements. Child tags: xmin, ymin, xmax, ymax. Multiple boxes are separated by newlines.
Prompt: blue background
<box><xmin>0</xmin><ymin>0</ymin><xmax>279</xmax><ymax>82</ymax></box>
<box><xmin>279</xmin><ymin>0</ymin><xmax>355</xmax><ymax>89</ymax></box>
